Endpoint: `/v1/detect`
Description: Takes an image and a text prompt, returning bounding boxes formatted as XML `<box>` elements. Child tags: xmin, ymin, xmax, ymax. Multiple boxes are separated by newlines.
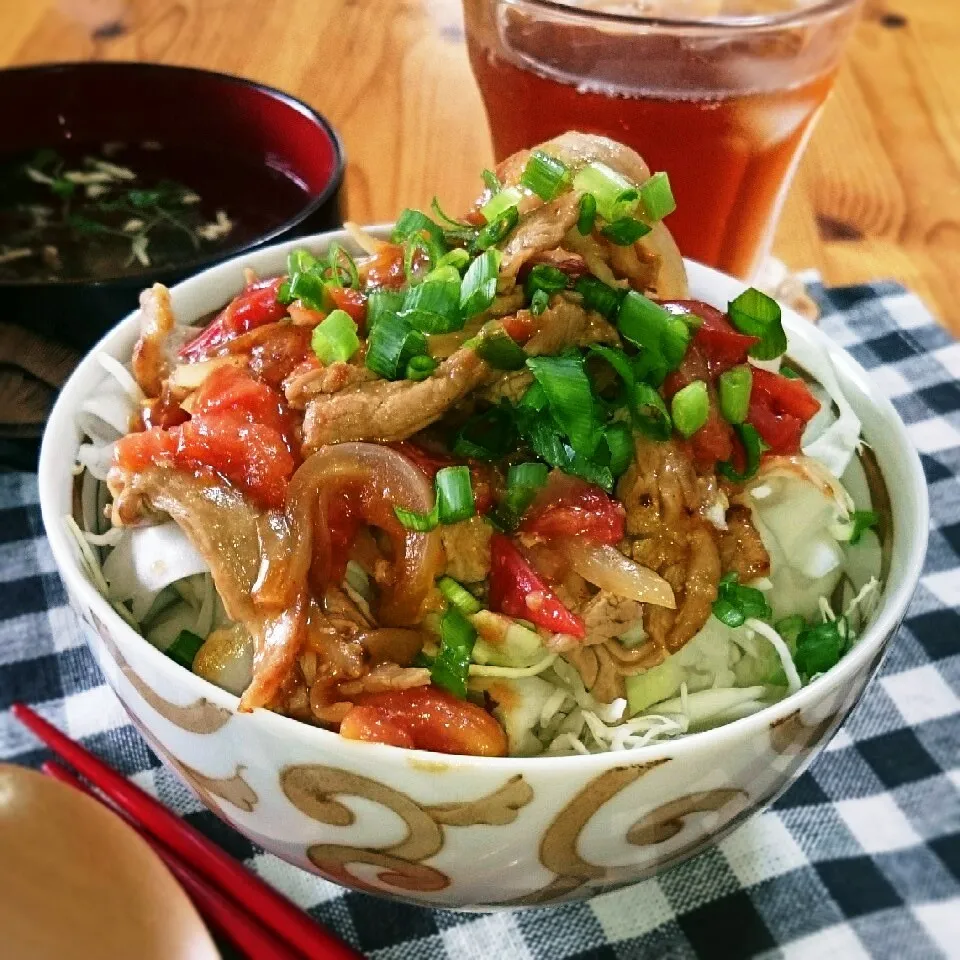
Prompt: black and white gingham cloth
<box><xmin>1</xmin><ymin>279</ymin><xmax>957</xmax><ymax>959</ymax></box>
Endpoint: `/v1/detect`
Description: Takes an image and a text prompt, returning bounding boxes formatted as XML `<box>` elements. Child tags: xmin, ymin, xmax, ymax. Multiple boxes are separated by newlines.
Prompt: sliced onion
<box><xmin>562</xmin><ymin>540</ymin><xmax>675</xmax><ymax>609</ymax></box>
<box><xmin>287</xmin><ymin>442</ymin><xmax>442</xmax><ymax>626</ymax></box>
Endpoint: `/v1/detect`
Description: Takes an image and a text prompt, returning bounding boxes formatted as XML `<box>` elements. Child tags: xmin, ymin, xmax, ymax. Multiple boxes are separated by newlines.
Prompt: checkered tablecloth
<box><xmin>1</xmin><ymin>278</ymin><xmax>957</xmax><ymax>959</ymax></box>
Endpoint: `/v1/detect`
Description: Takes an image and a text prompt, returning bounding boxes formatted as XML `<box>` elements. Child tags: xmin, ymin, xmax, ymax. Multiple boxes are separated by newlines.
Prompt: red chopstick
<box><xmin>42</xmin><ymin>761</ymin><xmax>300</xmax><ymax>960</ymax></box>
<box><xmin>13</xmin><ymin>703</ymin><xmax>363</xmax><ymax>960</ymax></box>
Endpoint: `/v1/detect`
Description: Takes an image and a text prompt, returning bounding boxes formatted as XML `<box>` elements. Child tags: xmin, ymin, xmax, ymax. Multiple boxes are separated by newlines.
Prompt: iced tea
<box><xmin>464</xmin><ymin>0</ymin><xmax>862</xmax><ymax>279</ymax></box>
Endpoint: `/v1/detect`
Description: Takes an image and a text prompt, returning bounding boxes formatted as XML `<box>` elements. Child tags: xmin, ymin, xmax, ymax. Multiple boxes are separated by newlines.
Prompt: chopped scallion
<box><xmin>453</xmin><ymin>404</ymin><xmax>518</xmax><ymax>460</ymax></box>
<box><xmin>530</xmin><ymin>289</ymin><xmax>549</xmax><ymax>315</ymax></box>
<box><xmin>712</xmin><ymin>572</ymin><xmax>772</xmax><ymax>629</ymax></box>
<box><xmin>572</xmin><ymin>162</ymin><xmax>639</xmax><ymax>221</ymax></box>
<box><xmin>639</xmin><ymin>171</ymin><xmax>676</xmax><ymax>221</ymax></box>
<box><xmin>575</xmin><ymin>275</ymin><xmax>624</xmax><ymax>319</ymax></box>
<box><xmin>794</xmin><ymin>617</ymin><xmax>848</xmax><ymax>678</ymax></box>
<box><xmin>520</xmin><ymin>150</ymin><xmax>571</xmax><ymax>201</ymax></box>
<box><xmin>167</xmin><ymin>630</ymin><xmax>204</xmax><ymax>670</ymax></box>
<box><xmin>718</xmin><ymin>364</ymin><xmax>752</xmax><ymax>424</ymax></box>
<box><xmin>526</xmin><ymin>353</ymin><xmax>601</xmax><ymax>456</ymax></box>
<box><xmin>480</xmin><ymin>185</ymin><xmax>524</xmax><ymax>225</ymax></box>
<box><xmin>717</xmin><ymin>423</ymin><xmax>765</xmax><ymax>483</ymax></box>
<box><xmin>366</xmin><ymin>313</ymin><xmax>428</xmax><ymax>379</ymax></box>
<box><xmin>728</xmin><ymin>287</ymin><xmax>788</xmax><ymax>361</ymax></box>
<box><xmin>436</xmin><ymin>465</ymin><xmax>476</xmax><ymax>524</ymax></box>
<box><xmin>492</xmin><ymin>461</ymin><xmax>549</xmax><ymax>530</ymax></box>
<box><xmin>287</xmin><ymin>270</ymin><xmax>327</xmax><ymax>311</ymax></box>
<box><xmin>325</xmin><ymin>242</ymin><xmax>359</xmax><ymax>289</ymax></box>
<box><xmin>472</xmin><ymin>206</ymin><xmax>519</xmax><ymax>252</ymax></box>
<box><xmin>460</xmin><ymin>248</ymin><xmax>502</xmax><ymax>319</ymax></box>
<box><xmin>848</xmin><ymin>510</ymin><xmax>880</xmax><ymax>545</ymax></box>
<box><xmin>601</xmin><ymin>421</ymin><xmax>634</xmax><ymax>475</ymax></box>
<box><xmin>617</xmin><ymin>291</ymin><xmax>691</xmax><ymax>383</ymax></box>
<box><xmin>311</xmin><ymin>309</ymin><xmax>360</xmax><ymax>364</ymax></box>
<box><xmin>577</xmin><ymin>193</ymin><xmax>597</xmax><ymax>235</ymax></box>
<box><xmin>481</xmin><ymin>168</ymin><xmax>501</xmax><ymax>194</ymax></box>
<box><xmin>405</xmin><ymin>354</ymin><xmax>438</xmax><ymax>381</ymax></box>
<box><xmin>670</xmin><ymin>380</ymin><xmax>709</xmax><ymax>438</ymax></box>
<box><xmin>366</xmin><ymin>289</ymin><xmax>405</xmax><ymax>330</ymax></box>
<box><xmin>600</xmin><ymin>217</ymin><xmax>651</xmax><ymax>246</ymax></box>
<box><xmin>475</xmin><ymin>327</ymin><xmax>527</xmax><ymax>370</ymax></box>
<box><xmin>432</xmin><ymin>606</ymin><xmax>477</xmax><ymax>698</ymax></box>
<box><xmin>526</xmin><ymin>263</ymin><xmax>568</xmax><ymax>298</ymax></box>
<box><xmin>633</xmin><ymin>383</ymin><xmax>672</xmax><ymax>440</ymax></box>
<box><xmin>438</xmin><ymin>576</ymin><xmax>482</xmax><ymax>614</ymax></box>
<box><xmin>400</xmin><ymin>271</ymin><xmax>463</xmax><ymax>333</ymax></box>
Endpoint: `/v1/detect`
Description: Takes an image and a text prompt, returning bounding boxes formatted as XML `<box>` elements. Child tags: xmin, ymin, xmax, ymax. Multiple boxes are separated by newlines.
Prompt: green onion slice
<box><xmin>671</xmin><ymin>380</ymin><xmax>710</xmax><ymax>438</ymax></box>
<box><xmin>712</xmin><ymin>571</ymin><xmax>772</xmax><ymax>629</ymax></box>
<box><xmin>460</xmin><ymin>249</ymin><xmax>502</xmax><ymax>319</ymax></box>
<box><xmin>480</xmin><ymin>185</ymin><xmax>524</xmax><ymax>225</ymax></box>
<box><xmin>639</xmin><ymin>171</ymin><xmax>676</xmax><ymax>221</ymax></box>
<box><xmin>526</xmin><ymin>353</ymin><xmax>601</xmax><ymax>457</ymax></box>
<box><xmin>437</xmin><ymin>247</ymin><xmax>471</xmax><ymax>272</ymax></box>
<box><xmin>400</xmin><ymin>270</ymin><xmax>464</xmax><ymax>333</ymax></box>
<box><xmin>577</xmin><ymin>193</ymin><xmax>597</xmax><ymax>235</ymax></box>
<box><xmin>617</xmin><ymin>291</ymin><xmax>691</xmax><ymax>383</ymax></box>
<box><xmin>728</xmin><ymin>288</ymin><xmax>788</xmax><ymax>361</ymax></box>
<box><xmin>525</xmin><ymin>263</ymin><xmax>568</xmax><ymax>301</ymax></box>
<box><xmin>366</xmin><ymin>313</ymin><xmax>428</xmax><ymax>379</ymax></box>
<box><xmin>453</xmin><ymin>404</ymin><xmax>518</xmax><ymax>460</ymax></box>
<box><xmin>325</xmin><ymin>242</ymin><xmax>359</xmax><ymax>289</ymax></box>
<box><xmin>436</xmin><ymin>466</ymin><xmax>476</xmax><ymax>524</ymax></box>
<box><xmin>405</xmin><ymin>354</ymin><xmax>438</xmax><ymax>381</ymax></box>
<box><xmin>287</xmin><ymin>270</ymin><xmax>327</xmax><ymax>311</ymax></box>
<box><xmin>167</xmin><ymin>629</ymin><xmax>204</xmax><ymax>670</ymax></box>
<box><xmin>717</xmin><ymin>423</ymin><xmax>765</xmax><ymax>483</ymax></box>
<box><xmin>633</xmin><ymin>383</ymin><xmax>672</xmax><ymax>440</ymax></box>
<box><xmin>718</xmin><ymin>364</ymin><xmax>753</xmax><ymax>424</ymax></box>
<box><xmin>438</xmin><ymin>576</ymin><xmax>483</xmax><ymax>615</ymax></box>
<box><xmin>600</xmin><ymin>217</ymin><xmax>651</xmax><ymax>246</ymax></box>
<box><xmin>431</xmin><ymin>606</ymin><xmax>478</xmax><ymax>698</ymax></box>
<box><xmin>572</xmin><ymin>162</ymin><xmax>639</xmax><ymax>221</ymax></box>
<box><xmin>520</xmin><ymin>150</ymin><xmax>571</xmax><ymax>201</ymax></box>
<box><xmin>475</xmin><ymin>327</ymin><xmax>527</xmax><ymax>370</ymax></box>
<box><xmin>794</xmin><ymin>617</ymin><xmax>848</xmax><ymax>678</ymax></box>
<box><xmin>848</xmin><ymin>510</ymin><xmax>880</xmax><ymax>545</ymax></box>
<box><xmin>481</xmin><ymin>168</ymin><xmax>501</xmax><ymax>194</ymax></box>
<box><xmin>472</xmin><ymin>206</ymin><xmax>520</xmax><ymax>253</ymax></box>
<box><xmin>311</xmin><ymin>309</ymin><xmax>360</xmax><ymax>364</ymax></box>
<box><xmin>530</xmin><ymin>289</ymin><xmax>549</xmax><ymax>315</ymax></box>
<box><xmin>491</xmin><ymin>461</ymin><xmax>549</xmax><ymax>530</ymax></box>
<box><xmin>600</xmin><ymin>421</ymin><xmax>634</xmax><ymax>475</ymax></box>
<box><xmin>576</xmin><ymin>275</ymin><xmax>624</xmax><ymax>319</ymax></box>
<box><xmin>288</xmin><ymin>248</ymin><xmax>317</xmax><ymax>276</ymax></box>
<box><xmin>366</xmin><ymin>289</ymin><xmax>405</xmax><ymax>330</ymax></box>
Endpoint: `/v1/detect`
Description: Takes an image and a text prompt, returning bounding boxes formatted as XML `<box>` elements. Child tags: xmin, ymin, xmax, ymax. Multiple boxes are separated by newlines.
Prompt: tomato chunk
<box><xmin>326</xmin><ymin>286</ymin><xmax>367</xmax><ymax>329</ymax></box>
<box><xmin>662</xmin><ymin>299</ymin><xmax>759</xmax><ymax>377</ymax></box>
<box><xmin>175</xmin><ymin>414</ymin><xmax>294</xmax><ymax>509</ymax></box>
<box><xmin>115</xmin><ymin>367</ymin><xmax>297</xmax><ymax>508</ymax></box>
<box><xmin>747</xmin><ymin>368</ymin><xmax>821</xmax><ymax>455</ymax></box>
<box><xmin>488</xmin><ymin>534</ymin><xmax>585</xmax><ymax>637</ymax></box>
<box><xmin>179</xmin><ymin>277</ymin><xmax>288</xmax><ymax>361</ymax></box>
<box><xmin>521</xmin><ymin>473</ymin><xmax>625</xmax><ymax>544</ymax></box>
<box><xmin>339</xmin><ymin>686</ymin><xmax>507</xmax><ymax>756</ymax></box>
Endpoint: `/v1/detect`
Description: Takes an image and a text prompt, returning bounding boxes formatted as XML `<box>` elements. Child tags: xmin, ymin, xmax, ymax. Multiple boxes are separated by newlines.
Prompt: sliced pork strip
<box><xmin>301</xmin><ymin>347</ymin><xmax>491</xmax><ymax>450</ymax></box>
<box><xmin>131</xmin><ymin>284</ymin><xmax>177</xmax><ymax>399</ymax></box>
<box><xmin>109</xmin><ymin>467</ymin><xmax>309</xmax><ymax>712</ymax></box>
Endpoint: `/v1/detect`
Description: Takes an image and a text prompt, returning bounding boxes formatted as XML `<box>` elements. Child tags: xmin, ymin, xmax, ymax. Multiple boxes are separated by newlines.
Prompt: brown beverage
<box><xmin>464</xmin><ymin>0</ymin><xmax>862</xmax><ymax>279</ymax></box>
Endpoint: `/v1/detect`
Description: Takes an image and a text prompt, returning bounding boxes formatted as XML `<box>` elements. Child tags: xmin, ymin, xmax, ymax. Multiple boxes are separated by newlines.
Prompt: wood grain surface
<box><xmin>3</xmin><ymin>0</ymin><xmax>957</xmax><ymax>332</ymax></box>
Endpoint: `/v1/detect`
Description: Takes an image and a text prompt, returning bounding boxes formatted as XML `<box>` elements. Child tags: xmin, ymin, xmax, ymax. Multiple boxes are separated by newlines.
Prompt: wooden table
<box><xmin>5</xmin><ymin>0</ymin><xmax>958</xmax><ymax>333</ymax></box>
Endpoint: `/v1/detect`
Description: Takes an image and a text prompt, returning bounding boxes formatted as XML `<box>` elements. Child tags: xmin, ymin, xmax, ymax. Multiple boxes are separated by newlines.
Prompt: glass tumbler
<box><xmin>463</xmin><ymin>0</ymin><xmax>863</xmax><ymax>280</ymax></box>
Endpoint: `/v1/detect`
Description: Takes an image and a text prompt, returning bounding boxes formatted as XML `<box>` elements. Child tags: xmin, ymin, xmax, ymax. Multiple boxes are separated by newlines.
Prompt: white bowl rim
<box><xmin>38</xmin><ymin>226</ymin><xmax>930</xmax><ymax>774</ymax></box>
